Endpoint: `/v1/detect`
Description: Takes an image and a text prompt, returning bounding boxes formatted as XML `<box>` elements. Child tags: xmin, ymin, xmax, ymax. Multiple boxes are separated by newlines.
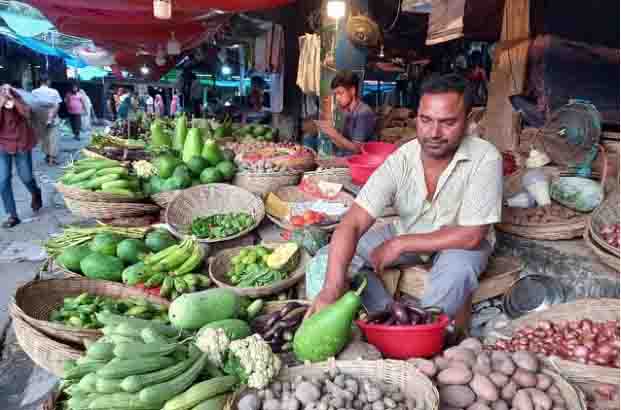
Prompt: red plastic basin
<box><xmin>356</xmin><ymin>314</ymin><xmax>450</xmax><ymax>359</ymax></box>
<box><xmin>346</xmin><ymin>154</ymin><xmax>384</xmax><ymax>185</ymax></box>
<box><xmin>361</xmin><ymin>142</ymin><xmax>397</xmax><ymax>158</ymax></box>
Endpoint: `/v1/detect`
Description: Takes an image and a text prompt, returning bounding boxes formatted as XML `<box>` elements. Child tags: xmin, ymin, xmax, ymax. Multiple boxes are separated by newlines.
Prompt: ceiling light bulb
<box><xmin>327</xmin><ymin>0</ymin><xmax>346</xmax><ymax>19</ymax></box>
<box><xmin>221</xmin><ymin>65</ymin><xmax>232</xmax><ymax>76</ymax></box>
<box><xmin>153</xmin><ymin>0</ymin><xmax>172</xmax><ymax>20</ymax></box>
<box><xmin>140</xmin><ymin>65</ymin><xmax>150</xmax><ymax>75</ymax></box>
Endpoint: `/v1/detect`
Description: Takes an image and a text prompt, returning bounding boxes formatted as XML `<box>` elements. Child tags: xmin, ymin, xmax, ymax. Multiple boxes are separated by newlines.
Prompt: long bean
<box><xmin>44</xmin><ymin>224</ymin><xmax>149</xmax><ymax>257</ymax></box>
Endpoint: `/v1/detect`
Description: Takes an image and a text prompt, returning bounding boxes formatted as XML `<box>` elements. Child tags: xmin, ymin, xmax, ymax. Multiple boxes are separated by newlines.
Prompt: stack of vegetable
<box><xmin>250</xmin><ymin>301</ymin><xmax>308</xmax><ymax>353</ymax></box>
<box><xmin>90</xmin><ymin>133</ymin><xmax>147</xmax><ymax>150</ymax></box>
<box><xmin>228</xmin><ymin>142</ymin><xmax>316</xmax><ymax>173</ymax></box>
<box><xmin>225</xmin><ymin>243</ymin><xmax>300</xmax><ymax>288</ymax></box>
<box><xmin>232</xmin><ymin>124</ymin><xmax>278</xmax><ymax>142</ymax></box>
<box><xmin>144</xmin><ymin>116</ymin><xmax>237</xmax><ymax>195</ymax></box>
<box><xmin>491</xmin><ymin>319</ymin><xmax>620</xmax><ymax>368</ymax></box>
<box><xmin>409</xmin><ymin>338</ymin><xmax>571</xmax><ymax>410</ymax></box>
<box><xmin>59</xmin><ymin>158</ymin><xmax>144</xmax><ymax>198</ymax></box>
<box><xmin>191</xmin><ymin>213</ymin><xmax>255</xmax><ymax>241</ymax></box>
<box><xmin>50</xmin><ymin>293</ymin><xmax>168</xmax><ymax>329</ymax></box>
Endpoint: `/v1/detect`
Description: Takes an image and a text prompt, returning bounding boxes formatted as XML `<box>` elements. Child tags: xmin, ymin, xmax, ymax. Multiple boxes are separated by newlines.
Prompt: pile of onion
<box><xmin>491</xmin><ymin>319</ymin><xmax>620</xmax><ymax>368</ymax></box>
<box><xmin>600</xmin><ymin>223</ymin><xmax>620</xmax><ymax>249</ymax></box>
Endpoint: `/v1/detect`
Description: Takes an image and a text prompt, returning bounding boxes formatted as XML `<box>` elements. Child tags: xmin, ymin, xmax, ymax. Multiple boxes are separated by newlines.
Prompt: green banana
<box><xmin>172</xmin><ymin>244</ymin><xmax>204</xmax><ymax>276</ymax></box>
<box><xmin>182</xmin><ymin>274</ymin><xmax>199</xmax><ymax>292</ymax></box>
<box><xmin>144</xmin><ymin>273</ymin><xmax>165</xmax><ymax>288</ymax></box>
<box><xmin>173</xmin><ymin>277</ymin><xmax>189</xmax><ymax>294</ymax></box>
<box><xmin>152</xmin><ymin>240</ymin><xmax>194</xmax><ymax>272</ymax></box>
<box><xmin>143</xmin><ymin>243</ymin><xmax>181</xmax><ymax>266</ymax></box>
<box><xmin>160</xmin><ymin>276</ymin><xmax>174</xmax><ymax>298</ymax></box>
<box><xmin>194</xmin><ymin>274</ymin><xmax>212</xmax><ymax>288</ymax></box>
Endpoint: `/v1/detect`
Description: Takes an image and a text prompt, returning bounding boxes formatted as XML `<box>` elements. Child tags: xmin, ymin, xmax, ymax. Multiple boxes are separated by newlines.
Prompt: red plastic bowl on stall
<box><xmin>361</xmin><ymin>142</ymin><xmax>398</xmax><ymax>158</ymax></box>
<box><xmin>356</xmin><ymin>314</ymin><xmax>450</xmax><ymax>359</ymax></box>
<box><xmin>346</xmin><ymin>155</ymin><xmax>385</xmax><ymax>185</ymax></box>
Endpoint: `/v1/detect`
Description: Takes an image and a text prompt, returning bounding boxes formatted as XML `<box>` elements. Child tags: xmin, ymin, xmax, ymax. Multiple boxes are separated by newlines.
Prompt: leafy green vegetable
<box><xmin>190</xmin><ymin>212</ymin><xmax>254</xmax><ymax>239</ymax></box>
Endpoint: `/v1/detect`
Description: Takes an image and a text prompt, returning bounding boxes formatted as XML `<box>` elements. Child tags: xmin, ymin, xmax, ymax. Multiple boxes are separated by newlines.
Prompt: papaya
<box><xmin>201</xmin><ymin>139</ymin><xmax>224</xmax><ymax>167</ymax></box>
<box><xmin>182</xmin><ymin>128</ymin><xmax>204</xmax><ymax>164</ymax></box>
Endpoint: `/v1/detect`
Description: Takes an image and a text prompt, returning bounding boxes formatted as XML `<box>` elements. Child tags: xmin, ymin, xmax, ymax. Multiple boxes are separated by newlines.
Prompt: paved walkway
<box><xmin>0</xmin><ymin>124</ymin><xmax>97</xmax><ymax>410</ymax></box>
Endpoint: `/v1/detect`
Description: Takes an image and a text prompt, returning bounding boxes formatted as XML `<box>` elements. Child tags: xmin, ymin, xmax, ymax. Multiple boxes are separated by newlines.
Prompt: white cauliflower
<box><xmin>133</xmin><ymin>160</ymin><xmax>158</xmax><ymax>178</ymax></box>
<box><xmin>225</xmin><ymin>334</ymin><xmax>282</xmax><ymax>389</ymax></box>
<box><xmin>195</xmin><ymin>327</ymin><xmax>230</xmax><ymax>366</ymax></box>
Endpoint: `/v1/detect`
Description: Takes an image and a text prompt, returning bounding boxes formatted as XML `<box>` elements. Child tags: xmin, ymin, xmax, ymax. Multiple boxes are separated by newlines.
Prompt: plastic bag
<box><xmin>14</xmin><ymin>88</ymin><xmax>55</xmax><ymax>143</ymax></box>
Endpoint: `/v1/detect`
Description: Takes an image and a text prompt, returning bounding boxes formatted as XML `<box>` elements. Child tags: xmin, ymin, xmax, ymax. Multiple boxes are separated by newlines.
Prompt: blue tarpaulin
<box><xmin>9</xmin><ymin>34</ymin><xmax>88</xmax><ymax>68</ymax></box>
<box><xmin>0</xmin><ymin>11</ymin><xmax>53</xmax><ymax>37</ymax></box>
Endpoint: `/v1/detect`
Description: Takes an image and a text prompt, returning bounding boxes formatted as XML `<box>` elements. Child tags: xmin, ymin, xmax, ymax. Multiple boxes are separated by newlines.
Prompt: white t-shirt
<box><xmin>32</xmin><ymin>85</ymin><xmax>62</xmax><ymax>123</ymax></box>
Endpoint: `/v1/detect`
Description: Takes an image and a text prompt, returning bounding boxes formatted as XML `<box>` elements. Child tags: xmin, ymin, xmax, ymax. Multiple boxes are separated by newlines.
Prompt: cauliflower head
<box><xmin>133</xmin><ymin>160</ymin><xmax>158</xmax><ymax>178</ymax></box>
<box><xmin>195</xmin><ymin>327</ymin><xmax>231</xmax><ymax>366</ymax></box>
<box><xmin>225</xmin><ymin>334</ymin><xmax>282</xmax><ymax>389</ymax></box>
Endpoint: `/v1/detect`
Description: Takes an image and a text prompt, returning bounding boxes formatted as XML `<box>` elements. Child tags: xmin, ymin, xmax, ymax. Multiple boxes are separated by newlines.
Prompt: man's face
<box><xmin>334</xmin><ymin>86</ymin><xmax>356</xmax><ymax>110</ymax></box>
<box><xmin>416</xmin><ymin>92</ymin><xmax>467</xmax><ymax>159</ymax></box>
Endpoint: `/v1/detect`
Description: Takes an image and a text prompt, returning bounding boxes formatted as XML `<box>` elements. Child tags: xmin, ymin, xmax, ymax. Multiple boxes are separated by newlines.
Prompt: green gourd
<box><xmin>151</xmin><ymin>120</ymin><xmax>172</xmax><ymax>148</ymax></box>
<box><xmin>293</xmin><ymin>276</ymin><xmax>367</xmax><ymax>362</ymax></box>
<box><xmin>173</xmin><ymin>115</ymin><xmax>188</xmax><ymax>152</ymax></box>
<box><xmin>182</xmin><ymin>128</ymin><xmax>204</xmax><ymax>164</ymax></box>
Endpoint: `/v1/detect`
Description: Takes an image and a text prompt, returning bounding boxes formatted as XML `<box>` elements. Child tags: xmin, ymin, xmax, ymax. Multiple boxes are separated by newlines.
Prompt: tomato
<box><xmin>291</xmin><ymin>215</ymin><xmax>305</xmax><ymax>227</ymax></box>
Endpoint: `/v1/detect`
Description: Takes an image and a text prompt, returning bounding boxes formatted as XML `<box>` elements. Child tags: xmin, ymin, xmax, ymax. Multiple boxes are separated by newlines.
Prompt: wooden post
<box><xmin>483</xmin><ymin>0</ymin><xmax>530</xmax><ymax>151</ymax></box>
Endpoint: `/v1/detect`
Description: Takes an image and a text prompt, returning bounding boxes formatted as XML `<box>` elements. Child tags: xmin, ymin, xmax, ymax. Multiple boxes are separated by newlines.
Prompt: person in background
<box><xmin>64</xmin><ymin>81</ymin><xmax>86</xmax><ymax>140</ymax></box>
<box><xmin>170</xmin><ymin>90</ymin><xmax>179</xmax><ymax>116</ymax></box>
<box><xmin>145</xmin><ymin>93</ymin><xmax>154</xmax><ymax>115</ymax></box>
<box><xmin>107</xmin><ymin>91</ymin><xmax>117</xmax><ymax>121</ymax></box>
<box><xmin>0</xmin><ymin>84</ymin><xmax>42</xmax><ymax>228</ymax></box>
<box><xmin>190</xmin><ymin>74</ymin><xmax>203</xmax><ymax>118</ymax></box>
<box><xmin>315</xmin><ymin>70</ymin><xmax>377</xmax><ymax>156</ymax></box>
<box><xmin>245</xmin><ymin>76</ymin><xmax>270</xmax><ymax>124</ymax></box>
<box><xmin>117</xmin><ymin>91</ymin><xmax>138</xmax><ymax>120</ymax></box>
<box><xmin>79</xmin><ymin>88</ymin><xmax>93</xmax><ymax>130</ymax></box>
<box><xmin>32</xmin><ymin>74</ymin><xmax>62</xmax><ymax>166</ymax></box>
<box><xmin>154</xmin><ymin>94</ymin><xmax>164</xmax><ymax>117</ymax></box>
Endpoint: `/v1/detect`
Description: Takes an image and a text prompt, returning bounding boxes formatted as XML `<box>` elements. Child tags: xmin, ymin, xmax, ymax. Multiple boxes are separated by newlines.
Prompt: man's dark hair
<box><xmin>40</xmin><ymin>74</ymin><xmax>50</xmax><ymax>84</ymax></box>
<box><xmin>419</xmin><ymin>73</ymin><xmax>473</xmax><ymax>114</ymax></box>
<box><xmin>331</xmin><ymin>70</ymin><xmax>360</xmax><ymax>94</ymax></box>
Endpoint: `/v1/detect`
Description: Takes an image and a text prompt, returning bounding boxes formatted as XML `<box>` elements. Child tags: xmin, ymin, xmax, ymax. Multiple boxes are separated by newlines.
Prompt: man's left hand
<box><xmin>370</xmin><ymin>238</ymin><xmax>403</xmax><ymax>274</ymax></box>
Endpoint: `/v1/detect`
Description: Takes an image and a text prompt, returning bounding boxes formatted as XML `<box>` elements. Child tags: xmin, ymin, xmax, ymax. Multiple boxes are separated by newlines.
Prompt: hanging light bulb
<box><xmin>379</xmin><ymin>45</ymin><xmax>385</xmax><ymax>58</ymax></box>
<box><xmin>221</xmin><ymin>65</ymin><xmax>232</xmax><ymax>76</ymax></box>
<box><xmin>153</xmin><ymin>0</ymin><xmax>172</xmax><ymax>20</ymax></box>
<box><xmin>167</xmin><ymin>32</ymin><xmax>181</xmax><ymax>55</ymax></box>
<box><xmin>327</xmin><ymin>0</ymin><xmax>346</xmax><ymax>19</ymax></box>
<box><xmin>140</xmin><ymin>65</ymin><xmax>150</xmax><ymax>75</ymax></box>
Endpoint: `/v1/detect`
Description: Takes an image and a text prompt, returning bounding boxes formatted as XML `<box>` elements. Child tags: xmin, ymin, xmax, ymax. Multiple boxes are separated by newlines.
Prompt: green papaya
<box><xmin>201</xmin><ymin>139</ymin><xmax>224</xmax><ymax>167</ymax></box>
<box><xmin>173</xmin><ymin>114</ymin><xmax>188</xmax><ymax>152</ymax></box>
<box><xmin>150</xmin><ymin>120</ymin><xmax>171</xmax><ymax>148</ymax></box>
<box><xmin>182</xmin><ymin>128</ymin><xmax>204</xmax><ymax>164</ymax></box>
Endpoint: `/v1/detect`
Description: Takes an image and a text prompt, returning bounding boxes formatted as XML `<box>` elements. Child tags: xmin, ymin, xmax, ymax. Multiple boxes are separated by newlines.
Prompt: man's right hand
<box><xmin>304</xmin><ymin>285</ymin><xmax>344</xmax><ymax>319</ymax></box>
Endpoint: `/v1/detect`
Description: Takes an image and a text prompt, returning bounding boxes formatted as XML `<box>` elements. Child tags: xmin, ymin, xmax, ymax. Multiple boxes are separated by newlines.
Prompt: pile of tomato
<box><xmin>290</xmin><ymin>210</ymin><xmax>326</xmax><ymax>227</ymax></box>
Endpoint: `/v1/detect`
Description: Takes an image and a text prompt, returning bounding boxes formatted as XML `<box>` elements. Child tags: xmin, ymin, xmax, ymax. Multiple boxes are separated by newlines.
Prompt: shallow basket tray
<box><xmin>487</xmin><ymin>298</ymin><xmax>620</xmax><ymax>385</ymax></box>
<box><xmin>209</xmin><ymin>243</ymin><xmax>310</xmax><ymax>298</ymax></box>
<box><xmin>11</xmin><ymin>278</ymin><xmax>170</xmax><ymax>345</ymax></box>
<box><xmin>9</xmin><ymin>305</ymin><xmax>83</xmax><ymax>378</ymax></box>
<box><xmin>266</xmin><ymin>185</ymin><xmax>354</xmax><ymax>232</ymax></box>
<box><xmin>165</xmin><ymin>184</ymin><xmax>265</xmax><ymax>243</ymax></box>
<box><xmin>151</xmin><ymin>190</ymin><xmax>183</xmax><ymax>209</ymax></box>
<box><xmin>584</xmin><ymin>226</ymin><xmax>620</xmax><ymax>272</ymax></box>
<box><xmin>233</xmin><ymin>170</ymin><xmax>303</xmax><ymax>198</ymax></box>
<box><xmin>303</xmin><ymin>167</ymin><xmax>352</xmax><ymax>186</ymax></box>
<box><xmin>56</xmin><ymin>183</ymin><xmax>146</xmax><ymax>203</ymax></box>
<box><xmin>63</xmin><ymin>197</ymin><xmax>160</xmax><ymax>219</ymax></box>
<box><xmin>588</xmin><ymin>187</ymin><xmax>620</xmax><ymax>257</ymax></box>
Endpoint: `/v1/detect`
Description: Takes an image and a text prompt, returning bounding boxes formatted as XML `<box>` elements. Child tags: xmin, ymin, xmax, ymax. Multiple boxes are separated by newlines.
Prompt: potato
<box><xmin>535</xmin><ymin>374</ymin><xmax>553</xmax><ymax>391</ymax></box>
<box><xmin>444</xmin><ymin>347</ymin><xmax>477</xmax><ymax>367</ymax></box>
<box><xmin>490</xmin><ymin>400</ymin><xmax>509</xmax><ymax>410</ymax></box>
<box><xmin>466</xmin><ymin>402</ymin><xmax>491</xmax><ymax>410</ymax></box>
<box><xmin>546</xmin><ymin>385</ymin><xmax>560</xmax><ymax>396</ymax></box>
<box><xmin>523</xmin><ymin>388</ymin><xmax>552</xmax><ymax>410</ymax></box>
<box><xmin>459</xmin><ymin>338</ymin><xmax>483</xmax><ymax>354</ymax></box>
<box><xmin>435</xmin><ymin>357</ymin><xmax>451</xmax><ymax>371</ymax></box>
<box><xmin>437</xmin><ymin>368</ymin><xmax>474</xmax><ymax>385</ymax></box>
<box><xmin>512</xmin><ymin>351</ymin><xmax>540</xmax><ymax>373</ymax></box>
<box><xmin>512</xmin><ymin>369</ymin><xmax>537</xmax><ymax>388</ymax></box>
<box><xmin>501</xmin><ymin>381</ymin><xmax>518</xmax><ymax>402</ymax></box>
<box><xmin>473</xmin><ymin>353</ymin><xmax>492</xmax><ymax>376</ymax></box>
<box><xmin>549</xmin><ymin>394</ymin><xmax>565</xmax><ymax>406</ymax></box>
<box><xmin>407</xmin><ymin>358</ymin><xmax>438</xmax><ymax>378</ymax></box>
<box><xmin>439</xmin><ymin>406</ymin><xmax>463</xmax><ymax>410</ymax></box>
<box><xmin>491</xmin><ymin>351</ymin><xmax>516</xmax><ymax>376</ymax></box>
<box><xmin>470</xmin><ymin>373</ymin><xmax>499</xmax><ymax>402</ymax></box>
<box><xmin>449</xmin><ymin>360</ymin><xmax>473</xmax><ymax>371</ymax></box>
<box><xmin>440</xmin><ymin>385</ymin><xmax>477</xmax><ymax>408</ymax></box>
<box><xmin>489</xmin><ymin>372</ymin><xmax>509</xmax><ymax>388</ymax></box>
<box><xmin>512</xmin><ymin>389</ymin><xmax>534</xmax><ymax>410</ymax></box>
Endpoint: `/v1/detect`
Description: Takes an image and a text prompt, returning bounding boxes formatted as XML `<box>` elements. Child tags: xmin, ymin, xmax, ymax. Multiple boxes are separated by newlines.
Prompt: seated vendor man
<box><xmin>316</xmin><ymin>70</ymin><xmax>377</xmax><ymax>156</ymax></box>
<box><xmin>305</xmin><ymin>73</ymin><xmax>503</xmax><ymax>333</ymax></box>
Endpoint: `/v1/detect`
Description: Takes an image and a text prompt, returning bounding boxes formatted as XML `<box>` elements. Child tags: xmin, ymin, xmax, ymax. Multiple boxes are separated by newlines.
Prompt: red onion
<box><xmin>574</xmin><ymin>346</ymin><xmax>589</xmax><ymax>358</ymax></box>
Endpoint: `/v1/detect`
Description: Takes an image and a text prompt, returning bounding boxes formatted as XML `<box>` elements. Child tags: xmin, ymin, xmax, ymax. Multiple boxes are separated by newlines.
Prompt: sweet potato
<box><xmin>491</xmin><ymin>351</ymin><xmax>516</xmax><ymax>376</ymax></box>
<box><xmin>434</xmin><ymin>356</ymin><xmax>451</xmax><ymax>371</ymax></box>
<box><xmin>470</xmin><ymin>374</ymin><xmax>499</xmax><ymax>402</ymax></box>
<box><xmin>501</xmin><ymin>381</ymin><xmax>518</xmax><ymax>402</ymax></box>
<box><xmin>523</xmin><ymin>388</ymin><xmax>552</xmax><ymax>410</ymax></box>
<box><xmin>437</xmin><ymin>368</ymin><xmax>474</xmax><ymax>385</ymax></box>
<box><xmin>473</xmin><ymin>353</ymin><xmax>492</xmax><ymax>376</ymax></box>
<box><xmin>466</xmin><ymin>402</ymin><xmax>491</xmax><ymax>410</ymax></box>
<box><xmin>407</xmin><ymin>358</ymin><xmax>438</xmax><ymax>378</ymax></box>
<box><xmin>444</xmin><ymin>347</ymin><xmax>477</xmax><ymax>367</ymax></box>
<box><xmin>512</xmin><ymin>369</ymin><xmax>537</xmax><ymax>388</ymax></box>
<box><xmin>512</xmin><ymin>389</ymin><xmax>534</xmax><ymax>410</ymax></box>
<box><xmin>459</xmin><ymin>338</ymin><xmax>483</xmax><ymax>354</ymax></box>
<box><xmin>512</xmin><ymin>351</ymin><xmax>540</xmax><ymax>373</ymax></box>
<box><xmin>440</xmin><ymin>385</ymin><xmax>476</xmax><ymax>408</ymax></box>
<box><xmin>535</xmin><ymin>374</ymin><xmax>553</xmax><ymax>391</ymax></box>
<box><xmin>489</xmin><ymin>372</ymin><xmax>509</xmax><ymax>388</ymax></box>
<box><xmin>490</xmin><ymin>401</ymin><xmax>509</xmax><ymax>410</ymax></box>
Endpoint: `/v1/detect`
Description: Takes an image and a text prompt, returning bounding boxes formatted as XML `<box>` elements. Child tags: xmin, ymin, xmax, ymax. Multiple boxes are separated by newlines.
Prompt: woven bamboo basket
<box><xmin>278</xmin><ymin>360</ymin><xmax>439</xmax><ymax>410</ymax></box>
<box><xmin>588</xmin><ymin>188</ymin><xmax>620</xmax><ymax>257</ymax></box>
<box><xmin>489</xmin><ymin>298</ymin><xmax>620</xmax><ymax>385</ymax></box>
<box><xmin>538</xmin><ymin>368</ymin><xmax>588</xmax><ymax>410</ymax></box>
<box><xmin>151</xmin><ymin>189</ymin><xmax>182</xmax><ymax>209</ymax></box>
<box><xmin>233</xmin><ymin>170</ymin><xmax>303</xmax><ymax>198</ymax></box>
<box><xmin>209</xmin><ymin>243</ymin><xmax>310</xmax><ymax>298</ymax></box>
<box><xmin>303</xmin><ymin>167</ymin><xmax>352</xmax><ymax>185</ymax></box>
<box><xmin>266</xmin><ymin>185</ymin><xmax>354</xmax><ymax>232</ymax></box>
<box><xmin>165</xmin><ymin>184</ymin><xmax>265</xmax><ymax>243</ymax></box>
<box><xmin>9</xmin><ymin>305</ymin><xmax>83</xmax><ymax>378</ymax></box>
<box><xmin>11</xmin><ymin>278</ymin><xmax>170</xmax><ymax>345</ymax></box>
<box><xmin>63</xmin><ymin>197</ymin><xmax>160</xmax><ymax>219</ymax></box>
<box><xmin>399</xmin><ymin>256</ymin><xmax>523</xmax><ymax>304</ymax></box>
<box><xmin>584</xmin><ymin>226</ymin><xmax>620</xmax><ymax>271</ymax></box>
<box><xmin>55</xmin><ymin>183</ymin><xmax>146</xmax><ymax>203</ymax></box>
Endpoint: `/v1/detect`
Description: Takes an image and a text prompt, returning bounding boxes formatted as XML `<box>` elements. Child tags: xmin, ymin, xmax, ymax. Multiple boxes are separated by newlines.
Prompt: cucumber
<box><xmin>95</xmin><ymin>167</ymin><xmax>128</xmax><ymax>177</ymax></box>
<box><xmin>113</xmin><ymin>341</ymin><xmax>179</xmax><ymax>359</ymax></box>
<box><xmin>101</xmin><ymin>179</ymin><xmax>131</xmax><ymax>190</ymax></box>
<box><xmin>100</xmin><ymin>187</ymin><xmax>136</xmax><ymax>197</ymax></box>
<box><xmin>138</xmin><ymin>353</ymin><xmax>208</xmax><ymax>405</ymax></box>
<box><xmin>121</xmin><ymin>351</ymin><xmax>197</xmax><ymax>393</ymax></box>
<box><xmin>83</xmin><ymin>174</ymin><xmax>120</xmax><ymax>190</ymax></box>
<box><xmin>191</xmin><ymin>394</ymin><xmax>229</xmax><ymax>410</ymax></box>
<box><xmin>66</xmin><ymin>394</ymin><xmax>97</xmax><ymax>410</ymax></box>
<box><xmin>96</xmin><ymin>312</ymin><xmax>178</xmax><ymax>338</ymax></box>
<box><xmin>162</xmin><ymin>375</ymin><xmax>238</xmax><ymax>410</ymax></box>
<box><xmin>109</xmin><ymin>334</ymin><xmax>143</xmax><ymax>344</ymax></box>
<box><xmin>95</xmin><ymin>377</ymin><xmax>124</xmax><ymax>393</ymax></box>
<box><xmin>88</xmin><ymin>392</ymin><xmax>162</xmax><ymax>409</ymax></box>
<box><xmin>113</xmin><ymin>322</ymin><xmax>143</xmax><ymax>338</ymax></box>
<box><xmin>86</xmin><ymin>341</ymin><xmax>115</xmax><ymax>361</ymax></box>
<box><xmin>77</xmin><ymin>372</ymin><xmax>98</xmax><ymax>393</ymax></box>
<box><xmin>63</xmin><ymin>168</ymin><xmax>97</xmax><ymax>185</ymax></box>
<box><xmin>141</xmin><ymin>327</ymin><xmax>174</xmax><ymax>344</ymax></box>
<box><xmin>65</xmin><ymin>360</ymin><xmax>108</xmax><ymax>380</ymax></box>
<box><xmin>97</xmin><ymin>356</ymin><xmax>176</xmax><ymax>379</ymax></box>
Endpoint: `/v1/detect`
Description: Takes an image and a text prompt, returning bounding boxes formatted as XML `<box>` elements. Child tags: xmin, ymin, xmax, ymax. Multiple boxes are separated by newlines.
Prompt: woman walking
<box><xmin>0</xmin><ymin>84</ymin><xmax>42</xmax><ymax>228</ymax></box>
<box><xmin>64</xmin><ymin>81</ymin><xmax>86</xmax><ymax>140</ymax></box>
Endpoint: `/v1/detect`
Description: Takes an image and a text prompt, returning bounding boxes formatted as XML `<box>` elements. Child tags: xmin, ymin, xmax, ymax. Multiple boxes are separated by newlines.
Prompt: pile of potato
<box><xmin>409</xmin><ymin>338</ymin><xmax>569</xmax><ymax>410</ymax></box>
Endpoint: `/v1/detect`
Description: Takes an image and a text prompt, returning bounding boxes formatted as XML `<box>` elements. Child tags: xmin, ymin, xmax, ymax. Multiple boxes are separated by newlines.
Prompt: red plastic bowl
<box><xmin>362</xmin><ymin>142</ymin><xmax>397</xmax><ymax>158</ymax></box>
<box><xmin>356</xmin><ymin>314</ymin><xmax>450</xmax><ymax>359</ymax></box>
<box><xmin>346</xmin><ymin>154</ymin><xmax>384</xmax><ymax>185</ymax></box>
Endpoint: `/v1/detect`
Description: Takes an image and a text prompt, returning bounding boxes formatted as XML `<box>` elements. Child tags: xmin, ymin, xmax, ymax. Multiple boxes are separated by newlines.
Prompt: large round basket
<box><xmin>486</xmin><ymin>298</ymin><xmax>620</xmax><ymax>385</ymax></box>
<box><xmin>63</xmin><ymin>197</ymin><xmax>160</xmax><ymax>219</ymax></box>
<box><xmin>9</xmin><ymin>305</ymin><xmax>83</xmax><ymax>378</ymax></box>
<box><xmin>266</xmin><ymin>185</ymin><xmax>354</xmax><ymax>232</ymax></box>
<box><xmin>276</xmin><ymin>360</ymin><xmax>439</xmax><ymax>410</ymax></box>
<box><xmin>233</xmin><ymin>170</ymin><xmax>303</xmax><ymax>198</ymax></box>
<box><xmin>209</xmin><ymin>243</ymin><xmax>310</xmax><ymax>298</ymax></box>
<box><xmin>55</xmin><ymin>183</ymin><xmax>147</xmax><ymax>203</ymax></box>
<box><xmin>583</xmin><ymin>226</ymin><xmax>619</xmax><ymax>271</ymax></box>
<box><xmin>11</xmin><ymin>278</ymin><xmax>170</xmax><ymax>345</ymax></box>
<box><xmin>588</xmin><ymin>187</ymin><xmax>620</xmax><ymax>257</ymax></box>
<box><xmin>165</xmin><ymin>184</ymin><xmax>265</xmax><ymax>243</ymax></box>
<box><xmin>151</xmin><ymin>190</ymin><xmax>182</xmax><ymax>209</ymax></box>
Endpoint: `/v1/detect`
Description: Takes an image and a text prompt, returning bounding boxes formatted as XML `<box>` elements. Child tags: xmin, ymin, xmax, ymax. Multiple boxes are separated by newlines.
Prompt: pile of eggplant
<box><xmin>362</xmin><ymin>298</ymin><xmax>443</xmax><ymax>326</ymax></box>
<box><xmin>250</xmin><ymin>301</ymin><xmax>308</xmax><ymax>353</ymax></box>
